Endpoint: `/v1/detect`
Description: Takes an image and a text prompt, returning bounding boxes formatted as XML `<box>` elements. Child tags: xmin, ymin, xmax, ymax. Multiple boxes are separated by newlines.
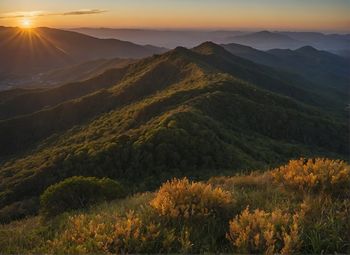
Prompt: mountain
<box><xmin>268</xmin><ymin>46</ymin><xmax>350</xmax><ymax>89</ymax></box>
<box><xmin>226</xmin><ymin>31</ymin><xmax>302</xmax><ymax>50</ymax></box>
<box><xmin>70</xmin><ymin>28</ymin><xmax>244</xmax><ymax>48</ymax></box>
<box><xmin>11</xmin><ymin>58</ymin><xmax>137</xmax><ymax>88</ymax></box>
<box><xmin>335</xmin><ymin>49</ymin><xmax>350</xmax><ymax>59</ymax></box>
<box><xmin>222</xmin><ymin>43</ymin><xmax>350</xmax><ymax>107</ymax></box>
<box><xmin>279</xmin><ymin>32</ymin><xmax>350</xmax><ymax>52</ymax></box>
<box><xmin>0</xmin><ymin>42</ymin><xmax>348</xmax><ymax>222</ymax></box>
<box><xmin>0</xmin><ymin>27</ymin><xmax>167</xmax><ymax>78</ymax></box>
<box><xmin>225</xmin><ymin>31</ymin><xmax>350</xmax><ymax>52</ymax></box>
<box><xmin>223</xmin><ymin>43</ymin><xmax>350</xmax><ymax>113</ymax></box>
<box><xmin>71</xmin><ymin>28</ymin><xmax>350</xmax><ymax>53</ymax></box>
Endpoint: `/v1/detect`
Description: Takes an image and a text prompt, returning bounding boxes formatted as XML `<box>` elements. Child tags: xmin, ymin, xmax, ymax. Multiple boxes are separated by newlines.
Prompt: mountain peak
<box><xmin>296</xmin><ymin>45</ymin><xmax>318</xmax><ymax>52</ymax></box>
<box><xmin>192</xmin><ymin>41</ymin><xmax>227</xmax><ymax>55</ymax></box>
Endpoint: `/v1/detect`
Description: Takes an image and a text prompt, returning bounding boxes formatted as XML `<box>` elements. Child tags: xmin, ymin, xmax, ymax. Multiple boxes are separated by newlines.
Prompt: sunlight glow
<box><xmin>21</xmin><ymin>19</ymin><xmax>32</xmax><ymax>29</ymax></box>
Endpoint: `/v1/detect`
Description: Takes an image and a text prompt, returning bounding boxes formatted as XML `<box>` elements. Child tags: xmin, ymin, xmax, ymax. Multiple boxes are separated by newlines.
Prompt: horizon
<box><xmin>1</xmin><ymin>0</ymin><xmax>350</xmax><ymax>33</ymax></box>
<box><xmin>2</xmin><ymin>26</ymin><xmax>350</xmax><ymax>35</ymax></box>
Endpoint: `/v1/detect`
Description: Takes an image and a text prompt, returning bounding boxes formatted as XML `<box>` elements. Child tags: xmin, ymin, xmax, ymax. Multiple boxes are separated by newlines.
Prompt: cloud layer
<box><xmin>0</xmin><ymin>9</ymin><xmax>107</xmax><ymax>19</ymax></box>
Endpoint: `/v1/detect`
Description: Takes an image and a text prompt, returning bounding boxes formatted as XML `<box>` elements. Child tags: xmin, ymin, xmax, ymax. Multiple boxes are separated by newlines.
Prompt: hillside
<box><xmin>0</xmin><ymin>42</ymin><xmax>348</xmax><ymax>222</ymax></box>
<box><xmin>16</xmin><ymin>58</ymin><xmax>137</xmax><ymax>88</ymax></box>
<box><xmin>1</xmin><ymin>158</ymin><xmax>349</xmax><ymax>253</ymax></box>
<box><xmin>222</xmin><ymin>43</ymin><xmax>350</xmax><ymax>106</ymax></box>
<box><xmin>0</xmin><ymin>27</ymin><xmax>166</xmax><ymax>80</ymax></box>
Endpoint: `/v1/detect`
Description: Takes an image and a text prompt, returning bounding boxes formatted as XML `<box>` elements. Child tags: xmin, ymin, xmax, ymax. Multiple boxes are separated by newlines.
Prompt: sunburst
<box><xmin>21</xmin><ymin>19</ymin><xmax>32</xmax><ymax>29</ymax></box>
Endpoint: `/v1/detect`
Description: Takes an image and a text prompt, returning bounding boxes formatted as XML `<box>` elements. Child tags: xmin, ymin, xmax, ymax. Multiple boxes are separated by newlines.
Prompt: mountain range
<box><xmin>0</xmin><ymin>27</ymin><xmax>166</xmax><ymax>89</ymax></box>
<box><xmin>72</xmin><ymin>28</ymin><xmax>350</xmax><ymax>52</ymax></box>
<box><xmin>222</xmin><ymin>43</ymin><xmax>350</xmax><ymax>105</ymax></box>
<box><xmin>0</xmin><ymin>41</ymin><xmax>348</xmax><ymax>222</ymax></box>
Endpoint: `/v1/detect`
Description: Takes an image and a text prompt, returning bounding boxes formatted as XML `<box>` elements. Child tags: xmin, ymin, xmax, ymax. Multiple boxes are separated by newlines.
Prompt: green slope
<box><xmin>0</xmin><ymin>42</ymin><xmax>348</xmax><ymax>222</ymax></box>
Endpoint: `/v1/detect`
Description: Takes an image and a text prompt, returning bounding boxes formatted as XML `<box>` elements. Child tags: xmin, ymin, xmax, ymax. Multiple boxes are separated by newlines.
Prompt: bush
<box><xmin>272</xmin><ymin>158</ymin><xmax>350</xmax><ymax>196</ymax></box>
<box><xmin>150</xmin><ymin>178</ymin><xmax>234</xmax><ymax>219</ymax></box>
<box><xmin>40</xmin><ymin>176</ymin><xmax>124</xmax><ymax>217</ymax></box>
<box><xmin>226</xmin><ymin>208</ymin><xmax>301</xmax><ymax>254</ymax></box>
<box><xmin>47</xmin><ymin>211</ymin><xmax>191</xmax><ymax>254</ymax></box>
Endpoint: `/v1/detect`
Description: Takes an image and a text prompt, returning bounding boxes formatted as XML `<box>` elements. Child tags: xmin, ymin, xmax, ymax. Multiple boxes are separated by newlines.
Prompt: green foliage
<box><xmin>40</xmin><ymin>176</ymin><xmax>124</xmax><ymax>218</ymax></box>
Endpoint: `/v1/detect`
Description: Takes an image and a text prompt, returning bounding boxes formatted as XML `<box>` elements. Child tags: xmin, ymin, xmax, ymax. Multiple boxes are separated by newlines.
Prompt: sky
<box><xmin>0</xmin><ymin>0</ymin><xmax>349</xmax><ymax>32</ymax></box>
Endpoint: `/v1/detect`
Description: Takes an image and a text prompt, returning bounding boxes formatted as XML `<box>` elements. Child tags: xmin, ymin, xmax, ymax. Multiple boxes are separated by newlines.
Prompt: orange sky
<box><xmin>1</xmin><ymin>0</ymin><xmax>349</xmax><ymax>32</ymax></box>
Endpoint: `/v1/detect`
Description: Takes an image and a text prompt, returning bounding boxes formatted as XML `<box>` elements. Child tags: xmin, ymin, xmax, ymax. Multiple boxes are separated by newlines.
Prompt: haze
<box><xmin>1</xmin><ymin>0</ymin><xmax>350</xmax><ymax>32</ymax></box>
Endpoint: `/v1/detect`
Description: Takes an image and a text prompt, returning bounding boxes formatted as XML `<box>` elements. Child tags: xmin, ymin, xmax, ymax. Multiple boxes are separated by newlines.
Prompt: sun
<box><xmin>21</xmin><ymin>19</ymin><xmax>32</xmax><ymax>29</ymax></box>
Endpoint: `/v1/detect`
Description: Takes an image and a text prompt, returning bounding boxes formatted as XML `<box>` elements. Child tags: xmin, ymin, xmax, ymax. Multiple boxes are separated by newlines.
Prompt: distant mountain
<box><xmin>70</xmin><ymin>28</ymin><xmax>244</xmax><ymax>48</ymax></box>
<box><xmin>0</xmin><ymin>42</ymin><xmax>347</xmax><ymax>222</ymax></box>
<box><xmin>222</xmin><ymin>43</ymin><xmax>350</xmax><ymax>101</ymax></box>
<box><xmin>226</xmin><ymin>31</ymin><xmax>302</xmax><ymax>50</ymax></box>
<box><xmin>225</xmin><ymin>31</ymin><xmax>350</xmax><ymax>52</ymax></box>
<box><xmin>334</xmin><ymin>49</ymin><xmax>350</xmax><ymax>59</ymax></box>
<box><xmin>0</xmin><ymin>27</ymin><xmax>167</xmax><ymax>78</ymax></box>
<box><xmin>279</xmin><ymin>32</ymin><xmax>350</xmax><ymax>52</ymax></box>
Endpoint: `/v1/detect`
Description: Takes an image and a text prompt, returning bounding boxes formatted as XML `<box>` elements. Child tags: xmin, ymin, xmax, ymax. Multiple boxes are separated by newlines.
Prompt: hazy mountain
<box><xmin>222</xmin><ymin>43</ymin><xmax>350</xmax><ymax>101</ymax></box>
<box><xmin>226</xmin><ymin>31</ymin><xmax>350</xmax><ymax>52</ymax></box>
<box><xmin>70</xmin><ymin>28</ymin><xmax>350</xmax><ymax>52</ymax></box>
<box><xmin>0</xmin><ymin>42</ymin><xmax>347</xmax><ymax>221</ymax></box>
<box><xmin>70</xmin><ymin>28</ymin><xmax>244</xmax><ymax>48</ymax></box>
<box><xmin>0</xmin><ymin>27</ymin><xmax>167</xmax><ymax>78</ymax></box>
<box><xmin>223</xmin><ymin>31</ymin><xmax>302</xmax><ymax>50</ymax></box>
<box><xmin>280</xmin><ymin>32</ymin><xmax>350</xmax><ymax>51</ymax></box>
<box><xmin>13</xmin><ymin>58</ymin><xmax>137</xmax><ymax>88</ymax></box>
<box><xmin>335</xmin><ymin>49</ymin><xmax>350</xmax><ymax>59</ymax></box>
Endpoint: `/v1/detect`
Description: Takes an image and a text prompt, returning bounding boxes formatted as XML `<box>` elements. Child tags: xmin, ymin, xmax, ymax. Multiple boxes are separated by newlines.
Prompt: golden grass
<box><xmin>272</xmin><ymin>158</ymin><xmax>350</xmax><ymax>195</ymax></box>
<box><xmin>150</xmin><ymin>177</ymin><xmax>234</xmax><ymax>218</ymax></box>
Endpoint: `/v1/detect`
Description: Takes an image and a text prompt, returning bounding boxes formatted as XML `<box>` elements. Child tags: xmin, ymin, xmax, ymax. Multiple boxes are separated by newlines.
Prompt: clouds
<box><xmin>0</xmin><ymin>9</ymin><xmax>107</xmax><ymax>19</ymax></box>
<box><xmin>62</xmin><ymin>9</ymin><xmax>107</xmax><ymax>16</ymax></box>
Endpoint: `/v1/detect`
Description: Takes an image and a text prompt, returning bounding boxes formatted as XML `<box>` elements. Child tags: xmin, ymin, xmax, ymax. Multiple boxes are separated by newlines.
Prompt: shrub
<box><xmin>150</xmin><ymin>178</ymin><xmax>234</xmax><ymax>219</ymax></box>
<box><xmin>47</xmin><ymin>210</ymin><xmax>192</xmax><ymax>254</ymax></box>
<box><xmin>226</xmin><ymin>208</ymin><xmax>301</xmax><ymax>254</ymax></box>
<box><xmin>40</xmin><ymin>176</ymin><xmax>124</xmax><ymax>217</ymax></box>
<box><xmin>271</xmin><ymin>158</ymin><xmax>350</xmax><ymax>196</ymax></box>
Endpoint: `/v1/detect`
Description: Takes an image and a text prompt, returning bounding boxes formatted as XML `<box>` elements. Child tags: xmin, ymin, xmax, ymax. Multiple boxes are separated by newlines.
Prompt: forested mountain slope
<box><xmin>0</xmin><ymin>42</ymin><xmax>348</xmax><ymax>222</ymax></box>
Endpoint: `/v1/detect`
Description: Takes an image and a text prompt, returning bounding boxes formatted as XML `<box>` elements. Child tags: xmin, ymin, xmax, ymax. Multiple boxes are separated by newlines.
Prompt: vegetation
<box><xmin>272</xmin><ymin>158</ymin><xmax>350</xmax><ymax>196</ymax></box>
<box><xmin>226</xmin><ymin>208</ymin><xmax>301</xmax><ymax>254</ymax></box>
<box><xmin>0</xmin><ymin>43</ymin><xmax>348</xmax><ymax>223</ymax></box>
<box><xmin>150</xmin><ymin>178</ymin><xmax>234</xmax><ymax>219</ymax></box>
<box><xmin>0</xmin><ymin>158</ymin><xmax>348</xmax><ymax>254</ymax></box>
<box><xmin>40</xmin><ymin>176</ymin><xmax>124</xmax><ymax>218</ymax></box>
